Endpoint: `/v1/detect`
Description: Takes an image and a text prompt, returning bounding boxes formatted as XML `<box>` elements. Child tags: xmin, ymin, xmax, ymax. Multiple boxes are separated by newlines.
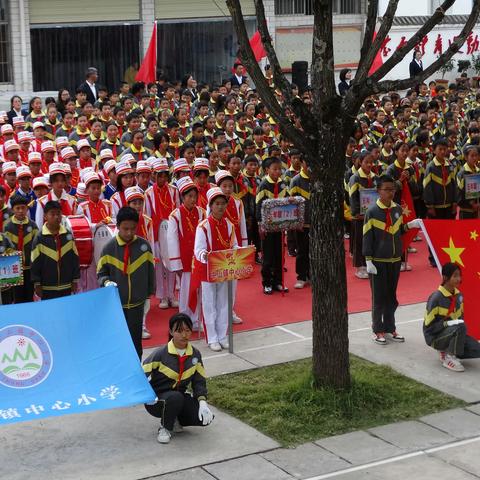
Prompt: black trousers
<box><xmin>14</xmin><ymin>269</ymin><xmax>34</xmax><ymax>303</ymax></box>
<box><xmin>370</xmin><ymin>261</ymin><xmax>401</xmax><ymax>334</ymax></box>
<box><xmin>42</xmin><ymin>288</ymin><xmax>72</xmax><ymax>300</ymax></box>
<box><xmin>427</xmin><ymin>208</ymin><xmax>455</xmax><ymax>263</ymax></box>
<box><xmin>261</xmin><ymin>232</ymin><xmax>282</xmax><ymax>287</ymax></box>
<box><xmin>145</xmin><ymin>391</ymin><xmax>205</xmax><ymax>431</ymax></box>
<box><xmin>0</xmin><ymin>287</ymin><xmax>14</xmax><ymax>304</ymax></box>
<box><xmin>352</xmin><ymin>219</ymin><xmax>366</xmax><ymax>268</ymax></box>
<box><xmin>295</xmin><ymin>228</ymin><xmax>310</xmax><ymax>281</ymax></box>
<box><xmin>123</xmin><ymin>304</ymin><xmax>145</xmax><ymax>359</ymax></box>
<box><xmin>247</xmin><ymin>216</ymin><xmax>261</xmax><ymax>256</ymax></box>
<box><xmin>287</xmin><ymin>230</ymin><xmax>297</xmax><ymax>255</ymax></box>
<box><xmin>413</xmin><ymin>197</ymin><xmax>426</xmax><ymax>219</ymax></box>
<box><xmin>430</xmin><ymin>324</ymin><xmax>480</xmax><ymax>358</ymax></box>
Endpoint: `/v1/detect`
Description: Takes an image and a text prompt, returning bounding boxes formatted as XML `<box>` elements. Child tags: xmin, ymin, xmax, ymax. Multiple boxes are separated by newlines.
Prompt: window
<box><xmin>30</xmin><ymin>24</ymin><xmax>140</xmax><ymax>92</ymax></box>
<box><xmin>0</xmin><ymin>0</ymin><xmax>11</xmax><ymax>83</ymax></box>
<box><xmin>156</xmin><ymin>18</ymin><xmax>256</xmax><ymax>84</ymax></box>
<box><xmin>274</xmin><ymin>0</ymin><xmax>363</xmax><ymax>15</ymax></box>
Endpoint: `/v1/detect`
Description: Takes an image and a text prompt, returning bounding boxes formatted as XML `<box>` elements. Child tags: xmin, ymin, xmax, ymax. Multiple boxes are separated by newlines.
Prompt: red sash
<box><xmin>86</xmin><ymin>200</ymin><xmax>109</xmax><ymax>223</ymax></box>
<box><xmin>196</xmin><ymin>183</ymin><xmax>210</xmax><ymax>210</ymax></box>
<box><xmin>225</xmin><ymin>197</ymin><xmax>240</xmax><ymax>245</ymax></box>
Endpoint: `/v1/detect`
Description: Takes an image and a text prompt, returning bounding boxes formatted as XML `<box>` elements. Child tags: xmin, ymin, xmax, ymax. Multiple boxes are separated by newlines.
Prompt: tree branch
<box><xmin>311</xmin><ymin>0</ymin><xmax>336</xmax><ymax>113</ymax></box>
<box><xmin>355</xmin><ymin>0</ymin><xmax>379</xmax><ymax>80</ymax></box>
<box><xmin>354</xmin><ymin>0</ymin><xmax>399</xmax><ymax>82</ymax></box>
<box><xmin>369</xmin><ymin>0</ymin><xmax>455</xmax><ymax>82</ymax></box>
<box><xmin>225</xmin><ymin>0</ymin><xmax>308</xmax><ymax>150</ymax></box>
<box><xmin>370</xmin><ymin>1</ymin><xmax>480</xmax><ymax>94</ymax></box>
<box><xmin>253</xmin><ymin>0</ymin><xmax>292</xmax><ymax>105</ymax></box>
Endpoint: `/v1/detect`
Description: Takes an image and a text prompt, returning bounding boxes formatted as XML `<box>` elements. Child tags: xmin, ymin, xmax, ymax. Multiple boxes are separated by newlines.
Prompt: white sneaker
<box><xmin>219</xmin><ymin>339</ymin><xmax>229</xmax><ymax>349</ymax></box>
<box><xmin>209</xmin><ymin>342</ymin><xmax>222</xmax><ymax>352</ymax></box>
<box><xmin>142</xmin><ymin>328</ymin><xmax>151</xmax><ymax>339</ymax></box>
<box><xmin>407</xmin><ymin>246</ymin><xmax>417</xmax><ymax>253</ymax></box>
<box><xmin>159</xmin><ymin>299</ymin><xmax>169</xmax><ymax>309</ymax></box>
<box><xmin>294</xmin><ymin>280</ymin><xmax>306</xmax><ymax>289</ymax></box>
<box><xmin>169</xmin><ymin>298</ymin><xmax>179</xmax><ymax>308</ymax></box>
<box><xmin>157</xmin><ymin>427</ymin><xmax>171</xmax><ymax>444</ymax></box>
<box><xmin>400</xmin><ymin>262</ymin><xmax>412</xmax><ymax>272</ymax></box>
<box><xmin>443</xmin><ymin>354</ymin><xmax>465</xmax><ymax>372</ymax></box>
<box><xmin>232</xmin><ymin>311</ymin><xmax>243</xmax><ymax>324</ymax></box>
<box><xmin>173</xmin><ymin>419</ymin><xmax>183</xmax><ymax>433</ymax></box>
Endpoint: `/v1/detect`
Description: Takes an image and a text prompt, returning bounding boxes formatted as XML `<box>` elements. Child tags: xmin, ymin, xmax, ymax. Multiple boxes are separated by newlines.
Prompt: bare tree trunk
<box><xmin>309</xmin><ymin>124</ymin><xmax>351</xmax><ymax>389</ymax></box>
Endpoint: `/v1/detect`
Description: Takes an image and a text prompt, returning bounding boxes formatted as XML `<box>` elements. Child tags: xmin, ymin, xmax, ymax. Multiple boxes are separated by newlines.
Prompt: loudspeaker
<box><xmin>291</xmin><ymin>61</ymin><xmax>308</xmax><ymax>92</ymax></box>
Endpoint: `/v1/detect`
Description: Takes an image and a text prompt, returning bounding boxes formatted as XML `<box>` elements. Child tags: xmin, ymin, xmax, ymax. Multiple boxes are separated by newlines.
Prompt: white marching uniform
<box><xmin>194</xmin><ymin>217</ymin><xmax>238</xmax><ymax>345</ymax></box>
<box><xmin>168</xmin><ymin>205</ymin><xmax>206</xmax><ymax>328</ymax></box>
<box><xmin>144</xmin><ymin>184</ymin><xmax>180</xmax><ymax>302</ymax></box>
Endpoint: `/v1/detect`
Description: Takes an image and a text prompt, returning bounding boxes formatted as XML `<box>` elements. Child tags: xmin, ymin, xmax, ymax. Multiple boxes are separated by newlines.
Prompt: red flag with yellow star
<box><xmin>400</xmin><ymin>180</ymin><xmax>417</xmax><ymax>252</ymax></box>
<box><xmin>421</xmin><ymin>219</ymin><xmax>480</xmax><ymax>339</ymax></box>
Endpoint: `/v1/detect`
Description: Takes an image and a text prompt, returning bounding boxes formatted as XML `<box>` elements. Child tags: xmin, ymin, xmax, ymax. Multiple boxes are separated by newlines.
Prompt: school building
<box><xmin>0</xmin><ymin>0</ymin><xmax>369</xmax><ymax>96</ymax></box>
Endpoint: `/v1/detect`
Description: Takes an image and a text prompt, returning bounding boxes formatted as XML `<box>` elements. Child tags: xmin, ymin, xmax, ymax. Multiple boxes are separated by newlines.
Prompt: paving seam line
<box><xmin>302</xmin><ymin>435</ymin><xmax>480</xmax><ymax>480</ymax></box>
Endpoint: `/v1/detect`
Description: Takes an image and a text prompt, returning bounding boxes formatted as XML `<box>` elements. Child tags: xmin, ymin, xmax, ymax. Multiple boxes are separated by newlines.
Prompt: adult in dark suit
<box><xmin>409</xmin><ymin>50</ymin><xmax>424</xmax><ymax>78</ymax></box>
<box><xmin>7</xmin><ymin>95</ymin><xmax>25</xmax><ymax>125</ymax></box>
<box><xmin>230</xmin><ymin>62</ymin><xmax>247</xmax><ymax>87</ymax></box>
<box><xmin>77</xmin><ymin>67</ymin><xmax>99</xmax><ymax>105</ymax></box>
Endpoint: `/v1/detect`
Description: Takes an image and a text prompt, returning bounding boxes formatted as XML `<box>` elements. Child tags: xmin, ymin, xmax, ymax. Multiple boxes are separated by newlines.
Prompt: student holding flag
<box><xmin>363</xmin><ymin>175</ymin><xmax>420</xmax><ymax>345</ymax></box>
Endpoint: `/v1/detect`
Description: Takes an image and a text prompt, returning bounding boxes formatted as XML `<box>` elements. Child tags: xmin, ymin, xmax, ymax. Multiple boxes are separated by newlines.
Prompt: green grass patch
<box><xmin>207</xmin><ymin>356</ymin><xmax>465</xmax><ymax>446</ymax></box>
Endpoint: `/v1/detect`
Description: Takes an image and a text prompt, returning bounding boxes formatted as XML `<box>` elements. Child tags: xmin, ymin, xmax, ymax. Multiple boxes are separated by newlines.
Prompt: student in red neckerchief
<box><xmin>192</xmin><ymin>187</ymin><xmax>238</xmax><ymax>352</ymax></box>
<box><xmin>35</xmin><ymin>162</ymin><xmax>76</xmax><ymax>227</ymax></box>
<box><xmin>144</xmin><ymin>158</ymin><xmax>180</xmax><ymax>310</ymax></box>
<box><xmin>168</xmin><ymin>177</ymin><xmax>206</xmax><ymax>331</ymax></box>
<box><xmin>111</xmin><ymin>160</ymin><xmax>135</xmax><ymax>218</ymax></box>
<box><xmin>125</xmin><ymin>185</ymin><xmax>155</xmax><ymax>340</ymax></box>
<box><xmin>193</xmin><ymin>157</ymin><xmax>212</xmax><ymax>210</ymax></box>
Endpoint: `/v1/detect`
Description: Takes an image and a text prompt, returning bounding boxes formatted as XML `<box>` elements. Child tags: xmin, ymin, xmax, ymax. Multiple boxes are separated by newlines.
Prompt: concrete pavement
<box><xmin>2</xmin><ymin>302</ymin><xmax>480</xmax><ymax>480</ymax></box>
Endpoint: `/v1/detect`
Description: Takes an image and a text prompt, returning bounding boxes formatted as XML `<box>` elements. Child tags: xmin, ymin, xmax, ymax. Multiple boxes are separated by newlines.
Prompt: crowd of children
<box><xmin>1</xmin><ymin>73</ymin><xmax>480</xmax><ymax>358</ymax></box>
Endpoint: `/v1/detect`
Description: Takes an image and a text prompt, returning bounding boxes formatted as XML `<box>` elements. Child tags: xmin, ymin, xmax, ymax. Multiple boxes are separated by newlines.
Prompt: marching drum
<box><xmin>93</xmin><ymin>223</ymin><xmax>117</xmax><ymax>264</ymax></box>
<box><xmin>64</xmin><ymin>215</ymin><xmax>94</xmax><ymax>268</ymax></box>
<box><xmin>159</xmin><ymin>219</ymin><xmax>171</xmax><ymax>271</ymax></box>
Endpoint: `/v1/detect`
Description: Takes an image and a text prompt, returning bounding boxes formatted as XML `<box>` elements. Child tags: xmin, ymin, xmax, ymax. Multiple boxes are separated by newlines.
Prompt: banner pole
<box><xmin>227</xmin><ymin>280</ymin><xmax>233</xmax><ymax>353</ymax></box>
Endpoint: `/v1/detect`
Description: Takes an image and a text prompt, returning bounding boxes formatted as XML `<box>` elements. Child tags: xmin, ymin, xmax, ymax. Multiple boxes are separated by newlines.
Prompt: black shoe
<box><xmin>255</xmin><ymin>256</ymin><xmax>262</xmax><ymax>265</ymax></box>
<box><xmin>273</xmin><ymin>284</ymin><xmax>289</xmax><ymax>293</ymax></box>
<box><xmin>263</xmin><ymin>285</ymin><xmax>273</xmax><ymax>295</ymax></box>
<box><xmin>288</xmin><ymin>250</ymin><xmax>297</xmax><ymax>257</ymax></box>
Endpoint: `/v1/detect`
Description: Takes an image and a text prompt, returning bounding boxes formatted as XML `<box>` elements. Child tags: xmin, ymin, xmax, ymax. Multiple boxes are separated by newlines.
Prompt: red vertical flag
<box><xmin>421</xmin><ymin>219</ymin><xmax>480</xmax><ymax>339</ymax></box>
<box><xmin>233</xmin><ymin>30</ymin><xmax>267</xmax><ymax>71</ymax></box>
<box><xmin>368</xmin><ymin>30</ymin><xmax>384</xmax><ymax>76</ymax></box>
<box><xmin>400</xmin><ymin>181</ymin><xmax>417</xmax><ymax>252</ymax></box>
<box><xmin>136</xmin><ymin>22</ymin><xmax>157</xmax><ymax>83</ymax></box>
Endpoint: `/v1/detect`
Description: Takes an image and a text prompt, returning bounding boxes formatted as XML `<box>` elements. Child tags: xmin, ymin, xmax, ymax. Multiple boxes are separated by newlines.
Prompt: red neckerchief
<box><xmin>447</xmin><ymin>293</ymin><xmax>457</xmax><ymax>317</ymax></box>
<box><xmin>441</xmin><ymin>163</ymin><xmax>448</xmax><ymax>185</ymax></box>
<box><xmin>17</xmin><ymin>224</ymin><xmax>24</xmax><ymax>254</ymax></box>
<box><xmin>233</xmin><ymin>173</ymin><xmax>246</xmax><ymax>196</ymax></box>
<box><xmin>384</xmin><ymin>207</ymin><xmax>392</xmax><ymax>232</ymax></box>
<box><xmin>273</xmin><ymin>181</ymin><xmax>279</xmax><ymax>198</ymax></box>
<box><xmin>54</xmin><ymin>233</ymin><xmax>62</xmax><ymax>266</ymax></box>
<box><xmin>123</xmin><ymin>240</ymin><xmax>131</xmax><ymax>275</ymax></box>
<box><xmin>152</xmin><ymin>183</ymin><xmax>174</xmax><ymax>239</ymax></box>
<box><xmin>176</xmin><ymin>352</ymin><xmax>188</xmax><ymax>387</ymax></box>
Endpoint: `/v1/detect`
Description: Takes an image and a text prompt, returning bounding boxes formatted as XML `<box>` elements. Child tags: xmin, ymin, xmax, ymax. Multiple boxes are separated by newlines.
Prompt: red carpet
<box><xmin>143</xmin><ymin>236</ymin><xmax>439</xmax><ymax>348</ymax></box>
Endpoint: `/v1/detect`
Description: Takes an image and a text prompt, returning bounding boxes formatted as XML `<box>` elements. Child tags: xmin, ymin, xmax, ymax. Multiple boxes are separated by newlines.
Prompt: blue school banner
<box><xmin>0</xmin><ymin>287</ymin><xmax>155</xmax><ymax>425</ymax></box>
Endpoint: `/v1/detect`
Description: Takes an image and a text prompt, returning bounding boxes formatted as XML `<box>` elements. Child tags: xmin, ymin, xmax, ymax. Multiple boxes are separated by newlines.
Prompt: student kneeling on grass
<box><xmin>424</xmin><ymin>262</ymin><xmax>480</xmax><ymax>372</ymax></box>
<box><xmin>143</xmin><ymin>313</ymin><xmax>214</xmax><ymax>444</ymax></box>
<box><xmin>362</xmin><ymin>175</ymin><xmax>420</xmax><ymax>345</ymax></box>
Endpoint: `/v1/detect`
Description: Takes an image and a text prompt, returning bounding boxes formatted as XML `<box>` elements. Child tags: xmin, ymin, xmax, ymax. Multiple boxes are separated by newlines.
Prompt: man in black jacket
<box><xmin>77</xmin><ymin>67</ymin><xmax>99</xmax><ymax>105</ymax></box>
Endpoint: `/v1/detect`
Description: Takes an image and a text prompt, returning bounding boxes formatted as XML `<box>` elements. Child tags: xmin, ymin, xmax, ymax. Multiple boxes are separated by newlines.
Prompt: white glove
<box><xmin>104</xmin><ymin>280</ymin><xmax>117</xmax><ymax>287</ymax></box>
<box><xmin>198</xmin><ymin>400</ymin><xmax>214</xmax><ymax>426</ymax></box>
<box><xmin>407</xmin><ymin>219</ymin><xmax>421</xmax><ymax>229</ymax></box>
<box><xmin>366</xmin><ymin>260</ymin><xmax>377</xmax><ymax>275</ymax></box>
<box><xmin>446</xmin><ymin>319</ymin><xmax>464</xmax><ymax>326</ymax></box>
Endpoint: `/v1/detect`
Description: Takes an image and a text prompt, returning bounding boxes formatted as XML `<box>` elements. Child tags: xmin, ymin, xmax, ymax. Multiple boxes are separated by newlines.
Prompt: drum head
<box><xmin>158</xmin><ymin>220</ymin><xmax>171</xmax><ymax>271</ymax></box>
<box><xmin>93</xmin><ymin>224</ymin><xmax>116</xmax><ymax>264</ymax></box>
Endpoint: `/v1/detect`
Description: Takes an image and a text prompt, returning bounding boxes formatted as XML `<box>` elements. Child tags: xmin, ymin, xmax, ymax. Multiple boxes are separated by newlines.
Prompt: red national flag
<box><xmin>421</xmin><ymin>219</ymin><xmax>480</xmax><ymax>339</ymax></box>
<box><xmin>232</xmin><ymin>30</ymin><xmax>267</xmax><ymax>72</ymax></box>
<box><xmin>135</xmin><ymin>22</ymin><xmax>157</xmax><ymax>84</ymax></box>
<box><xmin>400</xmin><ymin>181</ymin><xmax>417</xmax><ymax>252</ymax></box>
<box><xmin>368</xmin><ymin>30</ymin><xmax>384</xmax><ymax>76</ymax></box>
